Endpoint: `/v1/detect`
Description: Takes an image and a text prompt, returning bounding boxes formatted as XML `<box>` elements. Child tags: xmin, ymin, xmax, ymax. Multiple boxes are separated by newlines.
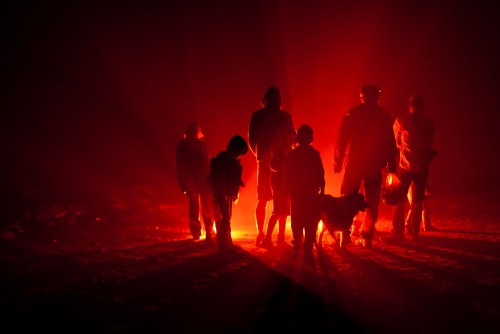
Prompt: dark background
<box><xmin>2</xmin><ymin>1</ymin><xmax>499</xmax><ymax>225</ymax></box>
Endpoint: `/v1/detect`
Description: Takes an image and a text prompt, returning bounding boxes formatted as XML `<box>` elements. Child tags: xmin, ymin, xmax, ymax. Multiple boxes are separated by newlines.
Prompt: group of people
<box><xmin>176</xmin><ymin>84</ymin><xmax>436</xmax><ymax>259</ymax></box>
<box><xmin>176</xmin><ymin>123</ymin><xmax>248</xmax><ymax>253</ymax></box>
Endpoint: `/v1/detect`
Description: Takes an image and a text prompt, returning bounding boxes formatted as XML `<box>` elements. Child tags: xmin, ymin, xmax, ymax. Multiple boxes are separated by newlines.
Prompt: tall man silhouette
<box><xmin>249</xmin><ymin>86</ymin><xmax>296</xmax><ymax>247</ymax></box>
<box><xmin>333</xmin><ymin>84</ymin><xmax>397</xmax><ymax>248</ymax></box>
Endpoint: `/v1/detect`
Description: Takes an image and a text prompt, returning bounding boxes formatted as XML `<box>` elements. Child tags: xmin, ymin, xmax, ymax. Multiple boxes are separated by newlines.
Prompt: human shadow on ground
<box><xmin>1</xmin><ymin>237</ymin><xmax>368</xmax><ymax>333</ymax></box>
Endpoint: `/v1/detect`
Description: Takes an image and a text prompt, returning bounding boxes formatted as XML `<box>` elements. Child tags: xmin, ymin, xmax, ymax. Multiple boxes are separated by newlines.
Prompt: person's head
<box><xmin>184</xmin><ymin>122</ymin><xmax>203</xmax><ymax>139</ymax></box>
<box><xmin>296</xmin><ymin>124</ymin><xmax>314</xmax><ymax>146</ymax></box>
<box><xmin>226</xmin><ymin>135</ymin><xmax>248</xmax><ymax>158</ymax></box>
<box><xmin>360</xmin><ymin>84</ymin><xmax>381</xmax><ymax>104</ymax></box>
<box><xmin>408</xmin><ymin>95</ymin><xmax>425</xmax><ymax>114</ymax></box>
<box><xmin>261</xmin><ymin>85</ymin><xmax>282</xmax><ymax>109</ymax></box>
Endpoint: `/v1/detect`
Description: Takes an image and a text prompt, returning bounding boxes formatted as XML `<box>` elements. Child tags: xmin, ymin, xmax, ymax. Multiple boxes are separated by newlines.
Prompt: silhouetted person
<box><xmin>390</xmin><ymin>95</ymin><xmax>435</xmax><ymax>241</ymax></box>
<box><xmin>248</xmin><ymin>86</ymin><xmax>296</xmax><ymax>247</ymax></box>
<box><xmin>284</xmin><ymin>124</ymin><xmax>325</xmax><ymax>263</ymax></box>
<box><xmin>333</xmin><ymin>84</ymin><xmax>397</xmax><ymax>248</ymax></box>
<box><xmin>176</xmin><ymin>122</ymin><xmax>214</xmax><ymax>241</ymax></box>
<box><xmin>209</xmin><ymin>135</ymin><xmax>249</xmax><ymax>253</ymax></box>
<box><xmin>261</xmin><ymin>144</ymin><xmax>292</xmax><ymax>248</ymax></box>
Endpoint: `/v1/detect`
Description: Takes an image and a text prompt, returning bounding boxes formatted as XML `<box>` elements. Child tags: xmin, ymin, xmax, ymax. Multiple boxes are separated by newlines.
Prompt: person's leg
<box><xmin>360</xmin><ymin>173</ymin><xmax>382</xmax><ymax>247</ymax></box>
<box><xmin>303</xmin><ymin>219</ymin><xmax>318</xmax><ymax>262</ymax></box>
<box><xmin>188</xmin><ymin>194</ymin><xmax>202</xmax><ymax>239</ymax></box>
<box><xmin>341</xmin><ymin>169</ymin><xmax>363</xmax><ymax>239</ymax></box>
<box><xmin>381</xmin><ymin>199</ymin><xmax>407</xmax><ymax>244</ymax></box>
<box><xmin>273</xmin><ymin>189</ymin><xmax>288</xmax><ymax>244</ymax></box>
<box><xmin>393</xmin><ymin>201</ymin><xmax>407</xmax><ymax>236</ymax></box>
<box><xmin>421</xmin><ymin>183</ymin><xmax>436</xmax><ymax>230</ymax></box>
<box><xmin>290</xmin><ymin>201</ymin><xmax>303</xmax><ymax>254</ymax></box>
<box><xmin>262</xmin><ymin>213</ymin><xmax>278</xmax><ymax>247</ymax></box>
<box><xmin>216</xmin><ymin>198</ymin><xmax>234</xmax><ymax>252</ymax></box>
<box><xmin>404</xmin><ymin>183</ymin><xmax>414</xmax><ymax>232</ymax></box>
<box><xmin>407</xmin><ymin>200</ymin><xmax>423</xmax><ymax>239</ymax></box>
<box><xmin>200</xmin><ymin>187</ymin><xmax>214</xmax><ymax>240</ymax></box>
<box><xmin>386</xmin><ymin>169</ymin><xmax>411</xmax><ymax>241</ymax></box>
<box><xmin>255</xmin><ymin>199</ymin><xmax>267</xmax><ymax>245</ymax></box>
<box><xmin>407</xmin><ymin>171</ymin><xmax>428</xmax><ymax>239</ymax></box>
<box><xmin>422</xmin><ymin>199</ymin><xmax>436</xmax><ymax>231</ymax></box>
<box><xmin>256</xmin><ymin>161</ymin><xmax>272</xmax><ymax>245</ymax></box>
<box><xmin>303</xmin><ymin>197</ymin><xmax>320</xmax><ymax>260</ymax></box>
<box><xmin>277</xmin><ymin>215</ymin><xmax>287</xmax><ymax>244</ymax></box>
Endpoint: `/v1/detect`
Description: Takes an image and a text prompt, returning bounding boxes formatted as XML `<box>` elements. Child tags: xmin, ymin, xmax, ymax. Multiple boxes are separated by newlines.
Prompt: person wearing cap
<box><xmin>176</xmin><ymin>122</ymin><xmax>214</xmax><ymax>241</ymax></box>
<box><xmin>248</xmin><ymin>86</ymin><xmax>296</xmax><ymax>247</ymax></box>
<box><xmin>389</xmin><ymin>95</ymin><xmax>436</xmax><ymax>241</ymax></box>
<box><xmin>333</xmin><ymin>84</ymin><xmax>397</xmax><ymax>248</ymax></box>
<box><xmin>284</xmin><ymin>124</ymin><xmax>325</xmax><ymax>263</ymax></box>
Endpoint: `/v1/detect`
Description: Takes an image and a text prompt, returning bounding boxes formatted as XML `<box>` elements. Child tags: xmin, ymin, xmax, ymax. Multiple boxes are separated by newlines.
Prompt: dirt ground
<box><xmin>1</xmin><ymin>192</ymin><xmax>499</xmax><ymax>333</ymax></box>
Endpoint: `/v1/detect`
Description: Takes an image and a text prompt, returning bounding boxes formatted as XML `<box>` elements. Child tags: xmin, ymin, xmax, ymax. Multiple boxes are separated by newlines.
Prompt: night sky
<box><xmin>2</xmin><ymin>1</ymin><xmax>499</xmax><ymax>218</ymax></box>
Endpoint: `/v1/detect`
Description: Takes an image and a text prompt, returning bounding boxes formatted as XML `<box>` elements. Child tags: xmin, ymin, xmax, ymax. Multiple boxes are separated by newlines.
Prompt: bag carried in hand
<box><xmin>382</xmin><ymin>172</ymin><xmax>406</xmax><ymax>205</ymax></box>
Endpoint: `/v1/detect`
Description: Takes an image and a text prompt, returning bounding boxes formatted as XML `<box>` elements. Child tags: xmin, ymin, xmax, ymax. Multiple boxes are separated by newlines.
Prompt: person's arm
<box><xmin>248</xmin><ymin>112</ymin><xmax>258</xmax><ymax>156</ymax></box>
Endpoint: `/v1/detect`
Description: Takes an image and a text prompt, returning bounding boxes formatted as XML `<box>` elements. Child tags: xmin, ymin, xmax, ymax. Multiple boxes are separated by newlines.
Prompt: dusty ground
<box><xmin>1</xmin><ymin>192</ymin><xmax>499</xmax><ymax>333</ymax></box>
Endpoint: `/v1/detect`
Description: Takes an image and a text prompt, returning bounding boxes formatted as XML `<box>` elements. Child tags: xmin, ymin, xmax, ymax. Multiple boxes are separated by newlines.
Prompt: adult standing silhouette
<box><xmin>390</xmin><ymin>95</ymin><xmax>436</xmax><ymax>241</ymax></box>
<box><xmin>176</xmin><ymin>122</ymin><xmax>214</xmax><ymax>241</ymax></box>
<box><xmin>249</xmin><ymin>86</ymin><xmax>296</xmax><ymax>247</ymax></box>
<box><xmin>333</xmin><ymin>84</ymin><xmax>397</xmax><ymax>248</ymax></box>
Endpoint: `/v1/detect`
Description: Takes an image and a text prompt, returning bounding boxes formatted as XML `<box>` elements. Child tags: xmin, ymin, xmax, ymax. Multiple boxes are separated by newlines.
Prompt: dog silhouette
<box><xmin>317</xmin><ymin>191</ymin><xmax>368</xmax><ymax>248</ymax></box>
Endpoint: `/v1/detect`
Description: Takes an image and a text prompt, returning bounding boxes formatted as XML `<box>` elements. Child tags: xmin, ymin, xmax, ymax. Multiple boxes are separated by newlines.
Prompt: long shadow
<box><xmin>1</xmin><ymin>238</ymin><xmax>366</xmax><ymax>333</ymax></box>
<box><xmin>438</xmin><ymin>228</ymin><xmax>500</xmax><ymax>236</ymax></box>
<box><xmin>4</xmin><ymin>232</ymin><xmax>499</xmax><ymax>333</ymax></box>
<box><xmin>392</xmin><ymin>234</ymin><xmax>500</xmax><ymax>264</ymax></box>
<box><xmin>371</xmin><ymin>246</ymin><xmax>500</xmax><ymax>302</ymax></box>
<box><xmin>333</xmin><ymin>246</ymin><xmax>499</xmax><ymax>333</ymax></box>
<box><xmin>250</xmin><ymin>251</ymin><xmax>364</xmax><ymax>334</ymax></box>
<box><xmin>315</xmin><ymin>247</ymin><xmax>385</xmax><ymax>333</ymax></box>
